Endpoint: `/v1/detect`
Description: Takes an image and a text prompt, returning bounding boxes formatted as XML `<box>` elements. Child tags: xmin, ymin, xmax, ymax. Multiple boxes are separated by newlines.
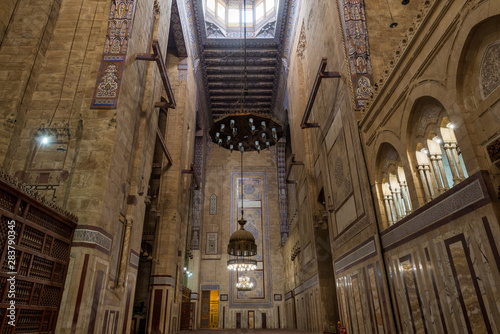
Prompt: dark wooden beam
<box><xmin>301</xmin><ymin>58</ymin><xmax>341</xmax><ymax>129</ymax></box>
<box><xmin>156</xmin><ymin>127</ymin><xmax>173</xmax><ymax>165</ymax></box>
<box><xmin>136</xmin><ymin>39</ymin><xmax>176</xmax><ymax>109</ymax></box>
<box><xmin>181</xmin><ymin>164</ymin><xmax>200</xmax><ymax>190</ymax></box>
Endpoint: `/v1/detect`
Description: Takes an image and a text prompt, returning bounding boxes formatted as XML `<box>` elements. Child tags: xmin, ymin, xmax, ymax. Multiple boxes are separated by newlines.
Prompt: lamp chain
<box><xmin>240</xmin><ymin>151</ymin><xmax>244</xmax><ymax>223</ymax></box>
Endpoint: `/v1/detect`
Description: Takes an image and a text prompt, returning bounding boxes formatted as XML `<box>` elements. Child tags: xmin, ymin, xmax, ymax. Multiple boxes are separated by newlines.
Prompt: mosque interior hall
<box><xmin>1</xmin><ymin>0</ymin><xmax>500</xmax><ymax>333</ymax></box>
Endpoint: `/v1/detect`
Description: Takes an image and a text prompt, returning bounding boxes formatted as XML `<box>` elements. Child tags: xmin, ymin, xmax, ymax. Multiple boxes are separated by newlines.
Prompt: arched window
<box><xmin>377</xmin><ymin>144</ymin><xmax>412</xmax><ymax>226</ymax></box>
<box><xmin>408</xmin><ymin>100</ymin><xmax>469</xmax><ymax>204</ymax></box>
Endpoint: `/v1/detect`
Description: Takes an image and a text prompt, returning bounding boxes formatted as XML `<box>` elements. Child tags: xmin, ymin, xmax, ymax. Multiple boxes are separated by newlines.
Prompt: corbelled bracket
<box><xmin>286</xmin><ymin>154</ymin><xmax>305</xmax><ymax>184</ymax></box>
<box><xmin>136</xmin><ymin>39</ymin><xmax>176</xmax><ymax>109</ymax></box>
<box><xmin>301</xmin><ymin>58</ymin><xmax>341</xmax><ymax>129</ymax></box>
<box><xmin>182</xmin><ymin>164</ymin><xmax>200</xmax><ymax>190</ymax></box>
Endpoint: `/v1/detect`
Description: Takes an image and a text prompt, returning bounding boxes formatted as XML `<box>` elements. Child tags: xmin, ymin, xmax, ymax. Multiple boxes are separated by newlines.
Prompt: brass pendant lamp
<box><xmin>227</xmin><ymin>151</ymin><xmax>257</xmax><ymax>271</ymax></box>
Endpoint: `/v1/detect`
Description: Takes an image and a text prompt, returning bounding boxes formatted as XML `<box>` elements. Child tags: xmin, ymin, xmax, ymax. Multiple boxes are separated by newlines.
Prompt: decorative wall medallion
<box><xmin>205</xmin><ymin>232</ymin><xmax>218</xmax><ymax>255</ymax></box>
<box><xmin>480</xmin><ymin>41</ymin><xmax>500</xmax><ymax>98</ymax></box>
<box><xmin>91</xmin><ymin>0</ymin><xmax>138</xmax><ymax>109</ymax></box>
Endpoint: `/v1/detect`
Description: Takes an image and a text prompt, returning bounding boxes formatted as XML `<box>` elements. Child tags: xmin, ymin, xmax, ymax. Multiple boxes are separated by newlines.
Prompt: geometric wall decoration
<box><xmin>328</xmin><ymin>129</ymin><xmax>353</xmax><ymax>210</ymax></box>
<box><xmin>276</xmin><ymin>139</ymin><xmax>289</xmax><ymax>245</ymax></box>
<box><xmin>91</xmin><ymin>0</ymin><xmax>138</xmax><ymax>108</ymax></box>
<box><xmin>230</xmin><ymin>173</ymin><xmax>272</xmax><ymax>308</ymax></box>
<box><xmin>337</xmin><ymin>0</ymin><xmax>374</xmax><ymax>108</ymax></box>
<box><xmin>210</xmin><ymin>194</ymin><xmax>217</xmax><ymax>215</ymax></box>
<box><xmin>486</xmin><ymin>136</ymin><xmax>500</xmax><ymax>164</ymax></box>
<box><xmin>205</xmin><ymin>232</ymin><xmax>218</xmax><ymax>255</ymax></box>
<box><xmin>191</xmin><ymin>135</ymin><xmax>204</xmax><ymax>250</ymax></box>
<box><xmin>480</xmin><ymin>41</ymin><xmax>500</xmax><ymax>99</ymax></box>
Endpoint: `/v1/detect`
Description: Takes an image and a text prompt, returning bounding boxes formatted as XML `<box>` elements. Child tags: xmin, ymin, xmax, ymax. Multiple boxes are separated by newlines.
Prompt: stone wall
<box><xmin>0</xmin><ymin>0</ymin><xmax>200</xmax><ymax>332</ymax></box>
<box><xmin>196</xmin><ymin>144</ymin><xmax>285</xmax><ymax>329</ymax></box>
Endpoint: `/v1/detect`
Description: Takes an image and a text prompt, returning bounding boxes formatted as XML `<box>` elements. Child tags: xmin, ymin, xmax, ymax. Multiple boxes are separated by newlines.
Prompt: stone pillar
<box><xmin>443</xmin><ymin>142</ymin><xmax>461</xmax><ymax>186</ymax></box>
<box><xmin>424</xmin><ymin>165</ymin><xmax>436</xmax><ymax>199</ymax></box>
<box><xmin>417</xmin><ymin>164</ymin><xmax>431</xmax><ymax>202</ymax></box>
<box><xmin>430</xmin><ymin>154</ymin><xmax>445</xmax><ymax>194</ymax></box>
<box><xmin>384</xmin><ymin>195</ymin><xmax>394</xmax><ymax>225</ymax></box>
<box><xmin>450</xmin><ymin>142</ymin><xmax>466</xmax><ymax>181</ymax></box>
<box><xmin>391</xmin><ymin>189</ymin><xmax>403</xmax><ymax>220</ymax></box>
<box><xmin>399</xmin><ymin>181</ymin><xmax>412</xmax><ymax>214</ymax></box>
<box><xmin>436</xmin><ymin>154</ymin><xmax>450</xmax><ymax>190</ymax></box>
<box><xmin>388</xmin><ymin>196</ymin><xmax>398</xmax><ymax>223</ymax></box>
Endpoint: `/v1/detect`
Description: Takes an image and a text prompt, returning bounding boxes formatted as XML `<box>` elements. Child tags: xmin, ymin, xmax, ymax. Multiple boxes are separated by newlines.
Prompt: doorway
<box><xmin>248</xmin><ymin>310</ymin><xmax>255</xmax><ymax>329</ymax></box>
<box><xmin>236</xmin><ymin>313</ymin><xmax>241</xmax><ymax>329</ymax></box>
<box><xmin>209</xmin><ymin>290</ymin><xmax>219</xmax><ymax>328</ymax></box>
<box><xmin>200</xmin><ymin>290</ymin><xmax>219</xmax><ymax>328</ymax></box>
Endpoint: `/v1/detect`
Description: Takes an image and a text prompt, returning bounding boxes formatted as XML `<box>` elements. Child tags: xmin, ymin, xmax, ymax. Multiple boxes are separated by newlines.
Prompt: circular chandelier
<box><xmin>227</xmin><ymin>258</ymin><xmax>257</xmax><ymax>271</ymax></box>
<box><xmin>210</xmin><ymin>113</ymin><xmax>283</xmax><ymax>152</ymax></box>
<box><xmin>236</xmin><ymin>275</ymin><xmax>254</xmax><ymax>291</ymax></box>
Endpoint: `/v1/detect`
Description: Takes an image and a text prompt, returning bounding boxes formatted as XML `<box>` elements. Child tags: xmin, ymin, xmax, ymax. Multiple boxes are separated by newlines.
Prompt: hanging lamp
<box><xmin>236</xmin><ymin>275</ymin><xmax>254</xmax><ymax>291</ymax></box>
<box><xmin>227</xmin><ymin>152</ymin><xmax>257</xmax><ymax>271</ymax></box>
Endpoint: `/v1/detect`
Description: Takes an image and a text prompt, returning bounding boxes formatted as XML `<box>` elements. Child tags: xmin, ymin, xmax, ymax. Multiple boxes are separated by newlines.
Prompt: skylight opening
<box><xmin>256</xmin><ymin>2</ymin><xmax>264</xmax><ymax>21</ymax></box>
<box><xmin>244</xmin><ymin>8</ymin><xmax>253</xmax><ymax>27</ymax></box>
<box><xmin>266</xmin><ymin>0</ymin><xmax>274</xmax><ymax>12</ymax></box>
<box><xmin>207</xmin><ymin>0</ymin><xmax>216</xmax><ymax>12</ymax></box>
<box><xmin>228</xmin><ymin>8</ymin><xmax>240</xmax><ymax>26</ymax></box>
<box><xmin>217</xmin><ymin>2</ymin><xmax>226</xmax><ymax>21</ymax></box>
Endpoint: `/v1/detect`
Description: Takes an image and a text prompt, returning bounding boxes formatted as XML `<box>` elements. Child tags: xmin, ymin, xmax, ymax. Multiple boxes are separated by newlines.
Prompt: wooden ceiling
<box><xmin>203</xmin><ymin>43</ymin><xmax>280</xmax><ymax>116</ymax></box>
<box><xmin>192</xmin><ymin>0</ymin><xmax>290</xmax><ymax>122</ymax></box>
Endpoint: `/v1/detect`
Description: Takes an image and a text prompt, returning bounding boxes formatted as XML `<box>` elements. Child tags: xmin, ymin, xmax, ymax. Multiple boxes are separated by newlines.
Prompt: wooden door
<box><xmin>200</xmin><ymin>291</ymin><xmax>210</xmax><ymax>328</ymax></box>
<box><xmin>262</xmin><ymin>313</ymin><xmax>267</xmax><ymax>329</ymax></box>
<box><xmin>236</xmin><ymin>313</ymin><xmax>241</xmax><ymax>329</ymax></box>
<box><xmin>248</xmin><ymin>310</ymin><xmax>255</xmax><ymax>329</ymax></box>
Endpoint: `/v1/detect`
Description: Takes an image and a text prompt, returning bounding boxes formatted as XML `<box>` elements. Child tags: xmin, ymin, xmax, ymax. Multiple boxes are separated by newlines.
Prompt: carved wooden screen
<box><xmin>0</xmin><ymin>176</ymin><xmax>77</xmax><ymax>333</ymax></box>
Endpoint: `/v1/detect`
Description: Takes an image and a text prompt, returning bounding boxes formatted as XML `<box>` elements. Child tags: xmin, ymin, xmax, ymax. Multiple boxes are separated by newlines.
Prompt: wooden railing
<box><xmin>0</xmin><ymin>172</ymin><xmax>77</xmax><ymax>333</ymax></box>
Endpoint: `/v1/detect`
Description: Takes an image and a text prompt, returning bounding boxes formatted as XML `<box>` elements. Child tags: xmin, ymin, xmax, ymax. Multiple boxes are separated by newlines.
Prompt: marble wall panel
<box><xmin>399</xmin><ymin>254</ymin><xmax>427</xmax><ymax>333</ymax></box>
<box><xmin>368</xmin><ymin>264</ymin><xmax>385</xmax><ymax>333</ymax></box>
<box><xmin>383</xmin><ymin>213</ymin><xmax>500</xmax><ymax>334</ymax></box>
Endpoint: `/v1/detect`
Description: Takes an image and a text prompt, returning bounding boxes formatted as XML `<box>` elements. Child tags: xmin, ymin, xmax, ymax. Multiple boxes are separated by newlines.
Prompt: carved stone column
<box><xmin>423</xmin><ymin>165</ymin><xmax>436</xmax><ymax>200</ymax></box>
<box><xmin>430</xmin><ymin>154</ymin><xmax>445</xmax><ymax>194</ymax></box>
<box><xmin>384</xmin><ymin>195</ymin><xmax>394</xmax><ymax>225</ymax></box>
<box><xmin>399</xmin><ymin>181</ymin><xmax>412</xmax><ymax>214</ymax></box>
<box><xmin>388</xmin><ymin>196</ymin><xmax>398</xmax><ymax>223</ymax></box>
<box><xmin>391</xmin><ymin>189</ymin><xmax>403</xmax><ymax>220</ymax></box>
<box><xmin>450</xmin><ymin>142</ymin><xmax>466</xmax><ymax>181</ymax></box>
<box><xmin>443</xmin><ymin>142</ymin><xmax>460</xmax><ymax>186</ymax></box>
<box><xmin>417</xmin><ymin>164</ymin><xmax>431</xmax><ymax>202</ymax></box>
